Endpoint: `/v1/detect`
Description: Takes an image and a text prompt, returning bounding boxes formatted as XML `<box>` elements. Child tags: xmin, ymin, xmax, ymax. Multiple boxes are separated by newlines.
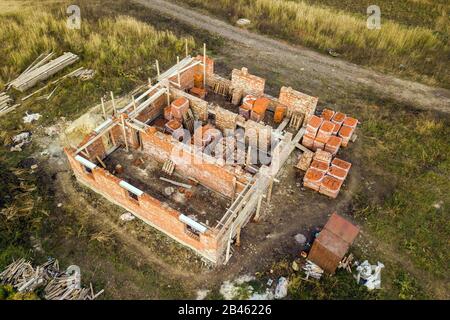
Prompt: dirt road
<box><xmin>134</xmin><ymin>0</ymin><xmax>450</xmax><ymax>114</ymax></box>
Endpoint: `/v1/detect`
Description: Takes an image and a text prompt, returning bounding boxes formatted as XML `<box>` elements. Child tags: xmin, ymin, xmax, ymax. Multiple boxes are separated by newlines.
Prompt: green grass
<box><xmin>172</xmin><ymin>0</ymin><xmax>449</xmax><ymax>88</ymax></box>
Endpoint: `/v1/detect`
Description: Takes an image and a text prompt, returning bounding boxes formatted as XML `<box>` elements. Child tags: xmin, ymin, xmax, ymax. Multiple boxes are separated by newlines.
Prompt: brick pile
<box><xmin>302</xmin><ymin>109</ymin><xmax>359</xmax><ymax>153</ymax></box>
<box><xmin>303</xmin><ymin>150</ymin><xmax>351</xmax><ymax>198</ymax></box>
<box><xmin>238</xmin><ymin>94</ymin><xmax>269</xmax><ymax>122</ymax></box>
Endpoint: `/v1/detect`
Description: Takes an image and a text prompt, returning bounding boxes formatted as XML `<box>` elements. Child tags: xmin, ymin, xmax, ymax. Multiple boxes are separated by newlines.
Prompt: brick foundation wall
<box><xmin>231</xmin><ymin>67</ymin><xmax>265</xmax><ymax>97</ymax></box>
<box><xmin>64</xmin><ymin>147</ymin><xmax>221</xmax><ymax>263</ymax></box>
<box><xmin>278</xmin><ymin>86</ymin><xmax>318</xmax><ymax>121</ymax></box>
<box><xmin>141</xmin><ymin>127</ymin><xmax>244</xmax><ymax>198</ymax></box>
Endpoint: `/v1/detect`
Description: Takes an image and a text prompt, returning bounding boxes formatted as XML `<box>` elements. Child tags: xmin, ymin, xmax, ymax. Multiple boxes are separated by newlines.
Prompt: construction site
<box><xmin>64</xmin><ymin>42</ymin><xmax>360</xmax><ymax>266</ymax></box>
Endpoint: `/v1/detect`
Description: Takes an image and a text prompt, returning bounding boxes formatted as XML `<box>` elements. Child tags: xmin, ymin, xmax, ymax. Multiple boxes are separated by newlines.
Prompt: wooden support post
<box><xmin>177</xmin><ymin>56</ymin><xmax>181</xmax><ymax>85</ymax></box>
<box><xmin>121</xmin><ymin>114</ymin><xmax>129</xmax><ymax>152</ymax></box>
<box><xmin>110</xmin><ymin>91</ymin><xmax>117</xmax><ymax>115</ymax></box>
<box><xmin>148</xmin><ymin>78</ymin><xmax>152</xmax><ymax>87</ymax></box>
<box><xmin>267</xmin><ymin>178</ymin><xmax>274</xmax><ymax>204</ymax></box>
<box><xmin>203</xmin><ymin>43</ymin><xmax>206</xmax><ymax>88</ymax></box>
<box><xmin>185</xmin><ymin>39</ymin><xmax>188</xmax><ymax>57</ymax></box>
<box><xmin>232</xmin><ymin>177</ymin><xmax>237</xmax><ymax>202</ymax></box>
<box><xmin>132</xmin><ymin>96</ymin><xmax>137</xmax><ymax>112</ymax></box>
<box><xmin>166</xmin><ymin>85</ymin><xmax>170</xmax><ymax>106</ymax></box>
<box><xmin>254</xmin><ymin>195</ymin><xmax>263</xmax><ymax>222</ymax></box>
<box><xmin>156</xmin><ymin>59</ymin><xmax>160</xmax><ymax>77</ymax></box>
<box><xmin>96</xmin><ymin>156</ymin><xmax>106</xmax><ymax>168</ymax></box>
<box><xmin>100</xmin><ymin>97</ymin><xmax>106</xmax><ymax>119</ymax></box>
<box><xmin>236</xmin><ymin>226</ymin><xmax>241</xmax><ymax>247</ymax></box>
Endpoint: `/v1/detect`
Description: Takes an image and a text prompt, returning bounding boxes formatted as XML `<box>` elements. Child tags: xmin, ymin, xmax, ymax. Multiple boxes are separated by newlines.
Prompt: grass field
<box><xmin>172</xmin><ymin>0</ymin><xmax>449</xmax><ymax>89</ymax></box>
<box><xmin>0</xmin><ymin>0</ymin><xmax>448</xmax><ymax>300</ymax></box>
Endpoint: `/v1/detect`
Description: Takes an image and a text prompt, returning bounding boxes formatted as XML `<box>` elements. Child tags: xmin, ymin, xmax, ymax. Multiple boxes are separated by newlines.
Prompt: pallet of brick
<box><xmin>321</xmin><ymin>108</ymin><xmax>335</xmax><ymax>121</ymax></box>
<box><xmin>171</xmin><ymin>97</ymin><xmax>189</xmax><ymax>120</ymax></box>
<box><xmin>295</xmin><ymin>150</ymin><xmax>314</xmax><ymax>171</ymax></box>
<box><xmin>319</xmin><ymin>175</ymin><xmax>343</xmax><ymax>198</ymax></box>
<box><xmin>164</xmin><ymin>105</ymin><xmax>173</xmax><ymax>121</ymax></box>
<box><xmin>189</xmin><ymin>87</ymin><xmax>206</xmax><ymax>99</ymax></box>
<box><xmin>305</xmin><ymin>115</ymin><xmax>322</xmax><ymax>136</ymax></box>
<box><xmin>165</xmin><ymin>119</ymin><xmax>182</xmax><ymax>134</ymax></box>
<box><xmin>310</xmin><ymin>159</ymin><xmax>329</xmax><ymax>173</ymax></box>
<box><xmin>250</xmin><ymin>97</ymin><xmax>269</xmax><ymax>122</ymax></box>
<box><xmin>313</xmin><ymin>135</ymin><xmax>328</xmax><ymax>151</ymax></box>
<box><xmin>303</xmin><ymin>167</ymin><xmax>325</xmax><ymax>191</ymax></box>
<box><xmin>317</xmin><ymin>120</ymin><xmax>334</xmax><ymax>139</ymax></box>
<box><xmin>338</xmin><ymin>125</ymin><xmax>354</xmax><ymax>147</ymax></box>
<box><xmin>10</xmin><ymin>52</ymin><xmax>79</xmax><ymax>92</ymax></box>
<box><xmin>324</xmin><ymin>136</ymin><xmax>342</xmax><ymax>155</ymax></box>
<box><xmin>314</xmin><ymin>149</ymin><xmax>333</xmax><ymax>165</ymax></box>
<box><xmin>273</xmin><ymin>105</ymin><xmax>286</xmax><ymax>123</ymax></box>
<box><xmin>331</xmin><ymin>157</ymin><xmax>352</xmax><ymax>173</ymax></box>
<box><xmin>194</xmin><ymin>74</ymin><xmax>203</xmax><ymax>88</ymax></box>
<box><xmin>301</xmin><ymin>132</ymin><xmax>314</xmax><ymax>149</ymax></box>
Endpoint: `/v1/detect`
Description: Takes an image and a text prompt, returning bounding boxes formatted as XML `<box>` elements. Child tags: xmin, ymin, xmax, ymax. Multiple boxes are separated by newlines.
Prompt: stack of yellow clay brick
<box><xmin>302</xmin><ymin>109</ymin><xmax>359</xmax><ymax>154</ymax></box>
<box><xmin>303</xmin><ymin>150</ymin><xmax>352</xmax><ymax>198</ymax></box>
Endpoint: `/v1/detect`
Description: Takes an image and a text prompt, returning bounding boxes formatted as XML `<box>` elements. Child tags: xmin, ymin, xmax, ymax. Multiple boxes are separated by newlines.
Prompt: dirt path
<box><xmin>134</xmin><ymin>0</ymin><xmax>450</xmax><ymax>114</ymax></box>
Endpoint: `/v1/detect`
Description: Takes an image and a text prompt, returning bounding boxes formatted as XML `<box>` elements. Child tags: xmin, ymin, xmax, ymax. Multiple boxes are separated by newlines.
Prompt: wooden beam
<box><xmin>96</xmin><ymin>156</ymin><xmax>106</xmax><ymax>168</ymax></box>
<box><xmin>177</xmin><ymin>56</ymin><xmax>181</xmax><ymax>86</ymax></box>
<box><xmin>110</xmin><ymin>91</ymin><xmax>117</xmax><ymax>115</ymax></box>
<box><xmin>185</xmin><ymin>39</ymin><xmax>188</xmax><ymax>57</ymax></box>
<box><xmin>120</xmin><ymin>114</ymin><xmax>129</xmax><ymax>152</ymax></box>
<box><xmin>100</xmin><ymin>97</ymin><xmax>106</xmax><ymax>119</ymax></box>
<box><xmin>203</xmin><ymin>43</ymin><xmax>206</xmax><ymax>88</ymax></box>
<box><xmin>156</xmin><ymin>59</ymin><xmax>160</xmax><ymax>77</ymax></box>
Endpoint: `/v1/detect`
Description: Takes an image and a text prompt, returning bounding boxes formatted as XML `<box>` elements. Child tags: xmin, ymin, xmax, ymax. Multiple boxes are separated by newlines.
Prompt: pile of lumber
<box><xmin>0</xmin><ymin>258</ymin><xmax>103</xmax><ymax>300</ymax></box>
<box><xmin>8</xmin><ymin>52</ymin><xmax>79</xmax><ymax>92</ymax></box>
<box><xmin>0</xmin><ymin>92</ymin><xmax>19</xmax><ymax>117</ymax></box>
<box><xmin>70</xmin><ymin>67</ymin><xmax>95</xmax><ymax>81</ymax></box>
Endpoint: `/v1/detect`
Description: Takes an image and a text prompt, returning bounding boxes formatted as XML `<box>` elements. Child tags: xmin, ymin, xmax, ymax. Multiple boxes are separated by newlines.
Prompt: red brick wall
<box><xmin>64</xmin><ymin>147</ymin><xmax>220</xmax><ymax>263</ymax></box>
<box><xmin>231</xmin><ymin>67</ymin><xmax>265</xmax><ymax>97</ymax></box>
<box><xmin>278</xmin><ymin>86</ymin><xmax>318</xmax><ymax>120</ymax></box>
<box><xmin>141</xmin><ymin>128</ymin><xmax>239</xmax><ymax>198</ymax></box>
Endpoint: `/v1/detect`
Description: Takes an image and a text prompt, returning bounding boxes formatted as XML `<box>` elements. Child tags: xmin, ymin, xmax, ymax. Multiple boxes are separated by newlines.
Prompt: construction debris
<box><xmin>274</xmin><ymin>277</ymin><xmax>288</xmax><ymax>299</ymax></box>
<box><xmin>10</xmin><ymin>131</ymin><xmax>31</xmax><ymax>152</ymax></box>
<box><xmin>9</xmin><ymin>52</ymin><xmax>79</xmax><ymax>92</ymax></box>
<box><xmin>355</xmin><ymin>260</ymin><xmax>384</xmax><ymax>290</ymax></box>
<box><xmin>120</xmin><ymin>212</ymin><xmax>136</xmax><ymax>221</ymax></box>
<box><xmin>0</xmin><ymin>258</ymin><xmax>103</xmax><ymax>300</ymax></box>
<box><xmin>303</xmin><ymin>260</ymin><xmax>324</xmax><ymax>280</ymax></box>
<box><xmin>70</xmin><ymin>67</ymin><xmax>96</xmax><ymax>81</ymax></box>
<box><xmin>23</xmin><ymin>112</ymin><xmax>42</xmax><ymax>124</ymax></box>
<box><xmin>294</xmin><ymin>233</ymin><xmax>307</xmax><ymax>245</ymax></box>
<box><xmin>160</xmin><ymin>177</ymin><xmax>192</xmax><ymax>189</ymax></box>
